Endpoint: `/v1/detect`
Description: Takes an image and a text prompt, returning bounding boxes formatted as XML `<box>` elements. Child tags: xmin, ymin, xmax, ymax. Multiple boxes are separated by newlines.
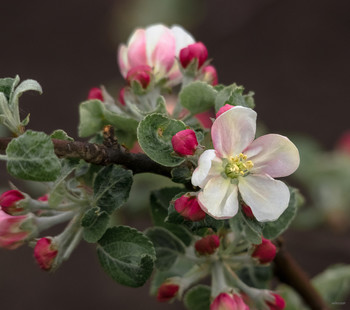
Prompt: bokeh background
<box><xmin>1</xmin><ymin>0</ymin><xmax>350</xmax><ymax>309</ymax></box>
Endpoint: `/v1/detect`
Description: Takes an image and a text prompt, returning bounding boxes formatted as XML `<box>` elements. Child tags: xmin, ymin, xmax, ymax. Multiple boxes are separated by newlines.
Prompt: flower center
<box><xmin>224</xmin><ymin>153</ymin><xmax>254</xmax><ymax>179</ymax></box>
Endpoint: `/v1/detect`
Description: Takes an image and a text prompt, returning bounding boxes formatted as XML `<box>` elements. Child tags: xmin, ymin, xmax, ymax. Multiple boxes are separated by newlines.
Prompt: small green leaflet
<box><xmin>184</xmin><ymin>285</ymin><xmax>211</xmax><ymax>310</ymax></box>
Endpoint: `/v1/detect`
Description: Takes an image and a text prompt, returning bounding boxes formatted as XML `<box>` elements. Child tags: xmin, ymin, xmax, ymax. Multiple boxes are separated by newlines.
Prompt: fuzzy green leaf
<box><xmin>6</xmin><ymin>130</ymin><xmax>61</xmax><ymax>181</ymax></box>
<box><xmin>184</xmin><ymin>285</ymin><xmax>211</xmax><ymax>310</ymax></box>
<box><xmin>97</xmin><ymin>226</ymin><xmax>156</xmax><ymax>287</ymax></box>
<box><xmin>82</xmin><ymin>207</ymin><xmax>110</xmax><ymax>243</ymax></box>
<box><xmin>93</xmin><ymin>165</ymin><xmax>133</xmax><ymax>214</ymax></box>
<box><xmin>50</xmin><ymin>129</ymin><xmax>74</xmax><ymax>141</ymax></box>
<box><xmin>180</xmin><ymin>81</ymin><xmax>217</xmax><ymax>115</ymax></box>
<box><xmin>137</xmin><ymin>113</ymin><xmax>186</xmax><ymax>167</ymax></box>
<box><xmin>10</xmin><ymin>79</ymin><xmax>42</xmax><ymax>108</ymax></box>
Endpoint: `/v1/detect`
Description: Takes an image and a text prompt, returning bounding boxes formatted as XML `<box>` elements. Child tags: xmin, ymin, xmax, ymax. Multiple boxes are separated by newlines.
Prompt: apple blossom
<box><xmin>266</xmin><ymin>293</ymin><xmax>286</xmax><ymax>310</ymax></box>
<box><xmin>179</xmin><ymin>42</ymin><xmax>208</xmax><ymax>69</ymax></box>
<box><xmin>195</xmin><ymin>234</ymin><xmax>220</xmax><ymax>255</ymax></box>
<box><xmin>126</xmin><ymin>65</ymin><xmax>152</xmax><ymax>89</ymax></box>
<box><xmin>118</xmin><ymin>24</ymin><xmax>195</xmax><ymax>86</ymax></box>
<box><xmin>157</xmin><ymin>281</ymin><xmax>180</xmax><ymax>302</ymax></box>
<box><xmin>210</xmin><ymin>293</ymin><xmax>249</xmax><ymax>310</ymax></box>
<box><xmin>171</xmin><ymin>129</ymin><xmax>198</xmax><ymax>156</ymax></box>
<box><xmin>174</xmin><ymin>194</ymin><xmax>206</xmax><ymax>221</ymax></box>
<box><xmin>252</xmin><ymin>237</ymin><xmax>277</xmax><ymax>264</ymax></box>
<box><xmin>191</xmin><ymin>106</ymin><xmax>300</xmax><ymax>222</ymax></box>
<box><xmin>0</xmin><ymin>189</ymin><xmax>25</xmax><ymax>215</ymax></box>
<box><xmin>87</xmin><ymin>87</ymin><xmax>104</xmax><ymax>101</ymax></box>
<box><xmin>34</xmin><ymin>237</ymin><xmax>58</xmax><ymax>271</ymax></box>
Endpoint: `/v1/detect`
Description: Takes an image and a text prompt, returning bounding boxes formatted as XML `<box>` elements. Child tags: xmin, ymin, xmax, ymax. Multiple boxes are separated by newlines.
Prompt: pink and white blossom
<box><xmin>118</xmin><ymin>24</ymin><xmax>195</xmax><ymax>86</ymax></box>
<box><xmin>192</xmin><ymin>106</ymin><xmax>300</xmax><ymax>222</ymax></box>
<box><xmin>210</xmin><ymin>293</ymin><xmax>249</xmax><ymax>310</ymax></box>
<box><xmin>34</xmin><ymin>237</ymin><xmax>58</xmax><ymax>271</ymax></box>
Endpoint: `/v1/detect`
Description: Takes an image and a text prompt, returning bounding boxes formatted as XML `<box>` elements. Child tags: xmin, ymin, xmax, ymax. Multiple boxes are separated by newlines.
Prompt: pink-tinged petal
<box><xmin>191</xmin><ymin>150</ymin><xmax>222</xmax><ymax>188</ymax></box>
<box><xmin>171</xmin><ymin>25</ymin><xmax>195</xmax><ymax>55</ymax></box>
<box><xmin>127</xmin><ymin>29</ymin><xmax>148</xmax><ymax>69</ymax></box>
<box><xmin>145</xmin><ymin>25</ymin><xmax>176</xmax><ymax>74</ymax></box>
<box><xmin>238</xmin><ymin>174</ymin><xmax>290</xmax><ymax>222</ymax></box>
<box><xmin>198</xmin><ymin>177</ymin><xmax>238</xmax><ymax>219</ymax></box>
<box><xmin>212</xmin><ymin>106</ymin><xmax>257</xmax><ymax>158</ymax></box>
<box><xmin>244</xmin><ymin>134</ymin><xmax>300</xmax><ymax>178</ymax></box>
<box><xmin>117</xmin><ymin>44</ymin><xmax>129</xmax><ymax>78</ymax></box>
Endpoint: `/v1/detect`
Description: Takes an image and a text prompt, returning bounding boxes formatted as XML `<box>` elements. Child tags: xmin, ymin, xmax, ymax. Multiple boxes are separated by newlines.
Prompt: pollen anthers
<box><xmin>224</xmin><ymin>153</ymin><xmax>253</xmax><ymax>179</ymax></box>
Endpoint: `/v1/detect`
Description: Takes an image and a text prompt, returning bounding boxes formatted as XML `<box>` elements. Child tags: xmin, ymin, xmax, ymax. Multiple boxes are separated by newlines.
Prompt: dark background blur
<box><xmin>1</xmin><ymin>0</ymin><xmax>350</xmax><ymax>309</ymax></box>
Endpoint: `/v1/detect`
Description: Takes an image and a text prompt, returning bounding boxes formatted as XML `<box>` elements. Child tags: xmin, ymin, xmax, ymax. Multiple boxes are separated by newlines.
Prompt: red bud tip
<box><xmin>266</xmin><ymin>293</ymin><xmax>286</xmax><ymax>310</ymax></box>
<box><xmin>210</xmin><ymin>293</ymin><xmax>249</xmax><ymax>310</ymax></box>
<box><xmin>157</xmin><ymin>282</ymin><xmax>179</xmax><ymax>302</ymax></box>
<box><xmin>252</xmin><ymin>237</ymin><xmax>276</xmax><ymax>264</ymax></box>
<box><xmin>0</xmin><ymin>190</ymin><xmax>25</xmax><ymax>215</ymax></box>
<box><xmin>118</xmin><ymin>87</ymin><xmax>126</xmax><ymax>106</ymax></box>
<box><xmin>216</xmin><ymin>104</ymin><xmax>235</xmax><ymax>118</ymax></box>
<box><xmin>241</xmin><ymin>204</ymin><xmax>255</xmax><ymax>219</ymax></box>
<box><xmin>195</xmin><ymin>234</ymin><xmax>220</xmax><ymax>255</ymax></box>
<box><xmin>171</xmin><ymin>129</ymin><xmax>198</xmax><ymax>156</ymax></box>
<box><xmin>126</xmin><ymin>65</ymin><xmax>152</xmax><ymax>89</ymax></box>
<box><xmin>179</xmin><ymin>42</ymin><xmax>208</xmax><ymax>69</ymax></box>
<box><xmin>202</xmin><ymin>65</ymin><xmax>218</xmax><ymax>85</ymax></box>
<box><xmin>87</xmin><ymin>87</ymin><xmax>104</xmax><ymax>101</ymax></box>
<box><xmin>174</xmin><ymin>195</ymin><xmax>206</xmax><ymax>221</ymax></box>
<box><xmin>34</xmin><ymin>237</ymin><xmax>58</xmax><ymax>271</ymax></box>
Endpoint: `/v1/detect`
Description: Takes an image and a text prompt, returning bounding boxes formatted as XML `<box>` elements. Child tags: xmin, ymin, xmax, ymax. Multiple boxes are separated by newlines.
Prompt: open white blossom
<box><xmin>191</xmin><ymin>106</ymin><xmax>300</xmax><ymax>222</ymax></box>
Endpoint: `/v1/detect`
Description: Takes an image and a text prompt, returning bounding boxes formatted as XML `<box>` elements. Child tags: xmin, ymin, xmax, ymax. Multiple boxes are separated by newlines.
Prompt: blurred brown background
<box><xmin>1</xmin><ymin>0</ymin><xmax>350</xmax><ymax>309</ymax></box>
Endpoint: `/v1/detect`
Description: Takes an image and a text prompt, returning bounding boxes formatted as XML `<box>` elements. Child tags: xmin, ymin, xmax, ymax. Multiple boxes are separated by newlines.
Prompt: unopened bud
<box><xmin>87</xmin><ymin>87</ymin><xmax>104</xmax><ymax>101</ymax></box>
<box><xmin>252</xmin><ymin>237</ymin><xmax>276</xmax><ymax>264</ymax></box>
<box><xmin>241</xmin><ymin>204</ymin><xmax>254</xmax><ymax>219</ymax></box>
<box><xmin>179</xmin><ymin>42</ymin><xmax>208</xmax><ymax>69</ymax></box>
<box><xmin>0</xmin><ymin>190</ymin><xmax>25</xmax><ymax>215</ymax></box>
<box><xmin>157</xmin><ymin>281</ymin><xmax>180</xmax><ymax>302</ymax></box>
<box><xmin>126</xmin><ymin>65</ymin><xmax>152</xmax><ymax>89</ymax></box>
<box><xmin>172</xmin><ymin>129</ymin><xmax>198</xmax><ymax>156</ymax></box>
<box><xmin>195</xmin><ymin>234</ymin><xmax>220</xmax><ymax>255</ymax></box>
<box><xmin>34</xmin><ymin>237</ymin><xmax>58</xmax><ymax>271</ymax></box>
<box><xmin>216</xmin><ymin>104</ymin><xmax>235</xmax><ymax>118</ymax></box>
<box><xmin>210</xmin><ymin>293</ymin><xmax>249</xmax><ymax>310</ymax></box>
<box><xmin>174</xmin><ymin>194</ymin><xmax>206</xmax><ymax>221</ymax></box>
<box><xmin>201</xmin><ymin>65</ymin><xmax>218</xmax><ymax>85</ymax></box>
<box><xmin>37</xmin><ymin>194</ymin><xmax>49</xmax><ymax>202</ymax></box>
<box><xmin>266</xmin><ymin>293</ymin><xmax>286</xmax><ymax>310</ymax></box>
<box><xmin>118</xmin><ymin>87</ymin><xmax>126</xmax><ymax>106</ymax></box>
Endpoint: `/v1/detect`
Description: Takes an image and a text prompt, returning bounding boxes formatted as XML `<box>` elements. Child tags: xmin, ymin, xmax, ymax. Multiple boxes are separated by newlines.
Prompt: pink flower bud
<box><xmin>174</xmin><ymin>194</ymin><xmax>206</xmax><ymax>221</ymax></box>
<box><xmin>194</xmin><ymin>110</ymin><xmax>215</xmax><ymax>129</ymax></box>
<box><xmin>0</xmin><ymin>190</ymin><xmax>25</xmax><ymax>215</ymax></box>
<box><xmin>0</xmin><ymin>211</ymin><xmax>35</xmax><ymax>249</ymax></box>
<box><xmin>252</xmin><ymin>237</ymin><xmax>276</xmax><ymax>264</ymax></box>
<box><xmin>126</xmin><ymin>65</ymin><xmax>152</xmax><ymax>89</ymax></box>
<box><xmin>216</xmin><ymin>104</ymin><xmax>235</xmax><ymax>118</ymax></box>
<box><xmin>87</xmin><ymin>87</ymin><xmax>104</xmax><ymax>101</ymax></box>
<box><xmin>210</xmin><ymin>293</ymin><xmax>249</xmax><ymax>310</ymax></box>
<box><xmin>266</xmin><ymin>293</ymin><xmax>286</xmax><ymax>310</ymax></box>
<box><xmin>34</xmin><ymin>237</ymin><xmax>58</xmax><ymax>271</ymax></box>
<box><xmin>172</xmin><ymin>129</ymin><xmax>198</xmax><ymax>156</ymax></box>
<box><xmin>195</xmin><ymin>234</ymin><xmax>220</xmax><ymax>255</ymax></box>
<box><xmin>336</xmin><ymin>131</ymin><xmax>350</xmax><ymax>154</ymax></box>
<box><xmin>202</xmin><ymin>65</ymin><xmax>218</xmax><ymax>85</ymax></box>
<box><xmin>179</xmin><ymin>42</ymin><xmax>208</xmax><ymax>69</ymax></box>
<box><xmin>157</xmin><ymin>282</ymin><xmax>179</xmax><ymax>302</ymax></box>
<box><xmin>241</xmin><ymin>204</ymin><xmax>254</xmax><ymax>219</ymax></box>
<box><xmin>37</xmin><ymin>194</ymin><xmax>49</xmax><ymax>202</ymax></box>
<box><xmin>118</xmin><ymin>87</ymin><xmax>126</xmax><ymax>106</ymax></box>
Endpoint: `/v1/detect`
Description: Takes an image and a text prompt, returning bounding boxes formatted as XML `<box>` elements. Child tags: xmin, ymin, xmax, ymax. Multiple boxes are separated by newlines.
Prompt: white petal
<box><xmin>211</xmin><ymin>106</ymin><xmax>257</xmax><ymax>158</ymax></box>
<box><xmin>238</xmin><ymin>174</ymin><xmax>290</xmax><ymax>222</ymax></box>
<box><xmin>198</xmin><ymin>176</ymin><xmax>239</xmax><ymax>219</ymax></box>
<box><xmin>244</xmin><ymin>134</ymin><xmax>300</xmax><ymax>178</ymax></box>
<box><xmin>170</xmin><ymin>25</ymin><xmax>195</xmax><ymax>55</ymax></box>
<box><xmin>191</xmin><ymin>150</ymin><xmax>222</xmax><ymax>188</ymax></box>
<box><xmin>117</xmin><ymin>44</ymin><xmax>129</xmax><ymax>78</ymax></box>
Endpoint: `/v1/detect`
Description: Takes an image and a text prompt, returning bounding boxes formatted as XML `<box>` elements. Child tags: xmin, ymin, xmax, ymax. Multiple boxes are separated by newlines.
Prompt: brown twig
<box><xmin>274</xmin><ymin>237</ymin><xmax>330</xmax><ymax>310</ymax></box>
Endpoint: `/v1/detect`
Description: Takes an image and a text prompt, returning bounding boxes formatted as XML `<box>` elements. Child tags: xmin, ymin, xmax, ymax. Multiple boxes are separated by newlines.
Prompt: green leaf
<box><xmin>78</xmin><ymin>99</ymin><xmax>138</xmax><ymax>138</ymax></box>
<box><xmin>184</xmin><ymin>285</ymin><xmax>211</xmax><ymax>310</ymax></box>
<box><xmin>180</xmin><ymin>81</ymin><xmax>217</xmax><ymax>115</ymax></box>
<box><xmin>277</xmin><ymin>284</ymin><xmax>308</xmax><ymax>310</ymax></box>
<box><xmin>97</xmin><ymin>226</ymin><xmax>156</xmax><ymax>287</ymax></box>
<box><xmin>237</xmin><ymin>265</ymin><xmax>273</xmax><ymax>289</ymax></box>
<box><xmin>137</xmin><ymin>113</ymin><xmax>186</xmax><ymax>167</ymax></box>
<box><xmin>312</xmin><ymin>264</ymin><xmax>350</xmax><ymax>304</ymax></box>
<box><xmin>81</xmin><ymin>207</ymin><xmax>110</xmax><ymax>243</ymax></box>
<box><xmin>93</xmin><ymin>165</ymin><xmax>133</xmax><ymax>214</ymax></box>
<box><xmin>145</xmin><ymin>227</ymin><xmax>186</xmax><ymax>271</ymax></box>
<box><xmin>0</xmin><ymin>77</ymin><xmax>18</xmax><ymax>100</ymax></box>
<box><xmin>6</xmin><ymin>130</ymin><xmax>61</xmax><ymax>181</ymax></box>
<box><xmin>241</xmin><ymin>213</ymin><xmax>263</xmax><ymax>244</ymax></box>
<box><xmin>214</xmin><ymin>83</ymin><xmax>255</xmax><ymax>112</ymax></box>
<box><xmin>10</xmin><ymin>79</ymin><xmax>42</xmax><ymax>107</ymax></box>
<box><xmin>50</xmin><ymin>129</ymin><xmax>74</xmax><ymax>141</ymax></box>
<box><xmin>262</xmin><ymin>187</ymin><xmax>299</xmax><ymax>239</ymax></box>
<box><xmin>171</xmin><ymin>165</ymin><xmax>192</xmax><ymax>183</ymax></box>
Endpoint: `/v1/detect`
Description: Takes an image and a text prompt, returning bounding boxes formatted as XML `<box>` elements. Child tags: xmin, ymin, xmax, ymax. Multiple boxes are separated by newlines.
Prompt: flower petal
<box><xmin>145</xmin><ymin>24</ymin><xmax>176</xmax><ymax>75</ymax></box>
<box><xmin>198</xmin><ymin>176</ymin><xmax>238</xmax><ymax>219</ymax></box>
<box><xmin>211</xmin><ymin>106</ymin><xmax>257</xmax><ymax>158</ymax></box>
<box><xmin>244</xmin><ymin>134</ymin><xmax>300</xmax><ymax>178</ymax></box>
<box><xmin>127</xmin><ymin>29</ymin><xmax>148</xmax><ymax>68</ymax></box>
<box><xmin>170</xmin><ymin>25</ymin><xmax>195</xmax><ymax>55</ymax></box>
<box><xmin>117</xmin><ymin>44</ymin><xmax>129</xmax><ymax>78</ymax></box>
<box><xmin>238</xmin><ymin>174</ymin><xmax>290</xmax><ymax>222</ymax></box>
<box><xmin>191</xmin><ymin>150</ymin><xmax>222</xmax><ymax>188</ymax></box>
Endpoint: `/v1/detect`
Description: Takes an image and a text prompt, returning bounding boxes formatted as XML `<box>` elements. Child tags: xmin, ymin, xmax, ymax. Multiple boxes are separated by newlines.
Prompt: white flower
<box><xmin>191</xmin><ymin>106</ymin><xmax>300</xmax><ymax>222</ymax></box>
<box><xmin>118</xmin><ymin>24</ymin><xmax>195</xmax><ymax>86</ymax></box>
